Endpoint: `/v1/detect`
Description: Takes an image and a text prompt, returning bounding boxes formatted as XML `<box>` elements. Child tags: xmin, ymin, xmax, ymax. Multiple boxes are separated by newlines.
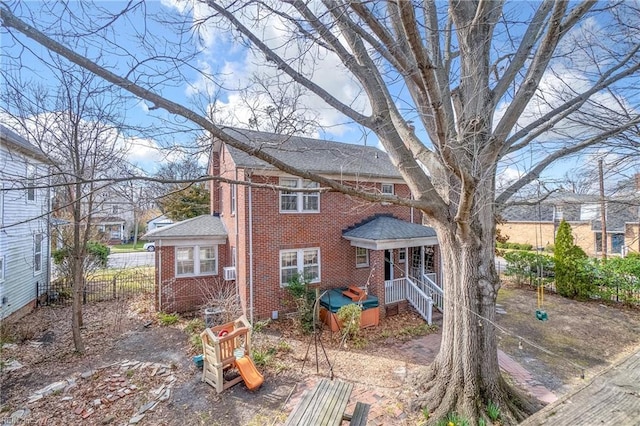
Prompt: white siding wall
<box><xmin>0</xmin><ymin>144</ymin><xmax>50</xmax><ymax>319</ymax></box>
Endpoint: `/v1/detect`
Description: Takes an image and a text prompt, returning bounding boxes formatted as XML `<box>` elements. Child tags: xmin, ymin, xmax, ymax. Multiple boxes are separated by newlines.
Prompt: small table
<box><xmin>285</xmin><ymin>378</ymin><xmax>353</xmax><ymax>426</ymax></box>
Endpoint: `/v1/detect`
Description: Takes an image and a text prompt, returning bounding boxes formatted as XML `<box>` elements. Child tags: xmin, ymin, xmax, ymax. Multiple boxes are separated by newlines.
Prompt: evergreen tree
<box><xmin>554</xmin><ymin>220</ymin><xmax>591</xmax><ymax>298</ymax></box>
<box><xmin>159</xmin><ymin>184</ymin><xmax>210</xmax><ymax>221</ymax></box>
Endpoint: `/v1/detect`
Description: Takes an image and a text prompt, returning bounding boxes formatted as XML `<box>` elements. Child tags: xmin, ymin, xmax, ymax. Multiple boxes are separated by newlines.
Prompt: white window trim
<box><xmin>230</xmin><ymin>184</ymin><xmax>237</xmax><ymax>215</ymax></box>
<box><xmin>398</xmin><ymin>248</ymin><xmax>406</xmax><ymax>263</ymax></box>
<box><xmin>26</xmin><ymin>165</ymin><xmax>37</xmax><ymax>203</ymax></box>
<box><xmin>175</xmin><ymin>245</ymin><xmax>218</xmax><ymax>277</ymax></box>
<box><xmin>381</xmin><ymin>183</ymin><xmax>394</xmax><ymax>195</ymax></box>
<box><xmin>279</xmin><ymin>178</ymin><xmax>320</xmax><ymax>213</ymax></box>
<box><xmin>355</xmin><ymin>247</ymin><xmax>369</xmax><ymax>267</ymax></box>
<box><xmin>0</xmin><ymin>182</ymin><xmax>4</xmax><ymax>227</ymax></box>
<box><xmin>34</xmin><ymin>233</ymin><xmax>43</xmax><ymax>274</ymax></box>
<box><xmin>279</xmin><ymin>248</ymin><xmax>321</xmax><ymax>286</ymax></box>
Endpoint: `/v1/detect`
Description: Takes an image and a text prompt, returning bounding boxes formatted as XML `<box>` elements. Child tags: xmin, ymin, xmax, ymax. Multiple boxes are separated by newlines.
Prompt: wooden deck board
<box><xmin>520</xmin><ymin>349</ymin><xmax>640</xmax><ymax>425</ymax></box>
<box><xmin>285</xmin><ymin>379</ymin><xmax>353</xmax><ymax>426</ymax></box>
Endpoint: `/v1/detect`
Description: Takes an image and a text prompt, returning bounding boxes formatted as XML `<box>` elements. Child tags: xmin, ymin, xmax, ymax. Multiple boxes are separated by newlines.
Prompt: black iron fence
<box><xmin>43</xmin><ymin>268</ymin><xmax>155</xmax><ymax>306</ymax></box>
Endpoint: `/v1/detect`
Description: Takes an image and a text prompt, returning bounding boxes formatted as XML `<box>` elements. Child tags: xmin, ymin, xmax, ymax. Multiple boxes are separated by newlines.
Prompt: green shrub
<box><xmin>336</xmin><ymin>303</ymin><xmax>362</xmax><ymax>341</ymax></box>
<box><xmin>184</xmin><ymin>318</ymin><xmax>205</xmax><ymax>335</ymax></box>
<box><xmin>157</xmin><ymin>312</ymin><xmax>180</xmax><ymax>326</ymax></box>
<box><xmin>252</xmin><ymin>319</ymin><xmax>270</xmax><ymax>333</ymax></box>
<box><xmin>435</xmin><ymin>412</ymin><xmax>469</xmax><ymax>426</ymax></box>
<box><xmin>251</xmin><ymin>347</ymin><xmax>276</xmax><ymax>367</ymax></box>
<box><xmin>190</xmin><ymin>334</ymin><xmax>202</xmax><ymax>352</ymax></box>
<box><xmin>486</xmin><ymin>401</ymin><xmax>501</xmax><ymax>422</ymax></box>
<box><xmin>504</xmin><ymin>251</ymin><xmax>554</xmax><ymax>286</ymax></box>
<box><xmin>285</xmin><ymin>274</ymin><xmax>316</xmax><ymax>334</ymax></box>
<box><xmin>554</xmin><ymin>220</ymin><xmax>593</xmax><ymax>298</ymax></box>
<box><xmin>592</xmin><ymin>256</ymin><xmax>640</xmax><ymax>304</ymax></box>
<box><xmin>86</xmin><ymin>241</ymin><xmax>110</xmax><ymax>267</ymax></box>
<box><xmin>52</xmin><ymin>241</ymin><xmax>110</xmax><ymax>268</ymax></box>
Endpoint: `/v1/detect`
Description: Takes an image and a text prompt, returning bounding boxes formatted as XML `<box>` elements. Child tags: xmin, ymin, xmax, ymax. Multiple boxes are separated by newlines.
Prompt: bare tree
<box><xmin>2</xmin><ymin>1</ymin><xmax>640</xmax><ymax>422</ymax></box>
<box><xmin>112</xmin><ymin>165</ymin><xmax>154</xmax><ymax>247</ymax></box>
<box><xmin>1</xmin><ymin>61</ymin><xmax>129</xmax><ymax>353</ymax></box>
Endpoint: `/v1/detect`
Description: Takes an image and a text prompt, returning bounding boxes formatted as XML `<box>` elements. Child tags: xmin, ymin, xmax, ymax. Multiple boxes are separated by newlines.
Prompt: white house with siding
<box><xmin>0</xmin><ymin>125</ymin><xmax>51</xmax><ymax>320</ymax></box>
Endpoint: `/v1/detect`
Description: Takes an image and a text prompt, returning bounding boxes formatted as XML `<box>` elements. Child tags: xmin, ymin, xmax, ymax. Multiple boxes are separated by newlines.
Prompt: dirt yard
<box><xmin>1</xmin><ymin>284</ymin><xmax>639</xmax><ymax>426</ymax></box>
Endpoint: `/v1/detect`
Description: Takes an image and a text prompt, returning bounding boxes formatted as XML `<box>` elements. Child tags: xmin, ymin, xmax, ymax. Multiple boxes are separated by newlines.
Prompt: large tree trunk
<box><xmin>71</xmin><ymin>255</ymin><xmax>85</xmax><ymax>353</ymax></box>
<box><xmin>71</xmin><ymin>184</ymin><xmax>85</xmax><ymax>353</ymax></box>
<box><xmin>412</xmin><ymin>184</ymin><xmax>539</xmax><ymax>424</ymax></box>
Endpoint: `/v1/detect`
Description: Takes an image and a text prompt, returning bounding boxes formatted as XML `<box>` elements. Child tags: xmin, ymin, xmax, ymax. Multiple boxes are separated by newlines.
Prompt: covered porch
<box><xmin>342</xmin><ymin>215</ymin><xmax>444</xmax><ymax>324</ymax></box>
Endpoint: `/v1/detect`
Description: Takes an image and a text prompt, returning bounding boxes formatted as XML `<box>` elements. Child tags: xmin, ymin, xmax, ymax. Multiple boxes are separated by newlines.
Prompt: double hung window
<box><xmin>176</xmin><ymin>245</ymin><xmax>217</xmax><ymax>276</ymax></box>
<box><xmin>280</xmin><ymin>248</ymin><xmax>320</xmax><ymax>286</ymax></box>
<box><xmin>280</xmin><ymin>178</ymin><xmax>319</xmax><ymax>213</ymax></box>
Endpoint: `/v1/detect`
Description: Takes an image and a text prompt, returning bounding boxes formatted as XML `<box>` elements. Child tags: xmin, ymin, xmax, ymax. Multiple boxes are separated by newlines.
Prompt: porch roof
<box><xmin>343</xmin><ymin>215</ymin><xmax>438</xmax><ymax>250</ymax></box>
<box><xmin>143</xmin><ymin>214</ymin><xmax>227</xmax><ymax>244</ymax></box>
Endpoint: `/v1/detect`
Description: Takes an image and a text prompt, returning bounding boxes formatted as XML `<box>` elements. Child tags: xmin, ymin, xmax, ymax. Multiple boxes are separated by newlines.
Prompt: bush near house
<box><xmin>591</xmin><ymin>256</ymin><xmax>640</xmax><ymax>305</ymax></box>
<box><xmin>503</xmin><ymin>251</ymin><xmax>554</xmax><ymax>286</ymax></box>
<box><xmin>554</xmin><ymin>220</ymin><xmax>594</xmax><ymax>298</ymax></box>
<box><xmin>52</xmin><ymin>241</ymin><xmax>110</xmax><ymax>268</ymax></box>
<box><xmin>503</xmin><ymin>222</ymin><xmax>640</xmax><ymax>305</ymax></box>
<box><xmin>285</xmin><ymin>274</ymin><xmax>316</xmax><ymax>334</ymax></box>
<box><xmin>496</xmin><ymin>241</ymin><xmax>534</xmax><ymax>251</ymax></box>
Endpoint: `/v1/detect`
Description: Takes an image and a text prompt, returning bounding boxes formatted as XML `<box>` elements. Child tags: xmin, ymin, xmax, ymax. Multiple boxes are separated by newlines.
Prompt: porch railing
<box><xmin>405</xmin><ymin>277</ymin><xmax>433</xmax><ymax>324</ymax></box>
<box><xmin>421</xmin><ymin>274</ymin><xmax>444</xmax><ymax>312</ymax></box>
<box><xmin>384</xmin><ymin>277</ymin><xmax>406</xmax><ymax>304</ymax></box>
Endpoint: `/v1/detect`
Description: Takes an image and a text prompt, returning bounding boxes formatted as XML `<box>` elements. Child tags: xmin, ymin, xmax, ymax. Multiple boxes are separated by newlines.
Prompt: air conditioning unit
<box><xmin>223</xmin><ymin>266</ymin><xmax>236</xmax><ymax>281</ymax></box>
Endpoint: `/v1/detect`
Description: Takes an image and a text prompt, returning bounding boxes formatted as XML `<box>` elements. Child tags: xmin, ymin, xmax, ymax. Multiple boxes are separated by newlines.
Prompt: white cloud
<box><xmin>166</xmin><ymin>1</ymin><xmax>369</xmax><ymax>140</ymax></box>
<box><xmin>122</xmin><ymin>136</ymin><xmax>167</xmax><ymax>165</ymax></box>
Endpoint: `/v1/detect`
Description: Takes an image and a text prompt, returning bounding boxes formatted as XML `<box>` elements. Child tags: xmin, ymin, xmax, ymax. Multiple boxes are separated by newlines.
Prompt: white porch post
<box><xmin>404</xmin><ymin>246</ymin><xmax>409</xmax><ymax>277</ymax></box>
<box><xmin>420</xmin><ymin>245</ymin><xmax>425</xmax><ymax>276</ymax></box>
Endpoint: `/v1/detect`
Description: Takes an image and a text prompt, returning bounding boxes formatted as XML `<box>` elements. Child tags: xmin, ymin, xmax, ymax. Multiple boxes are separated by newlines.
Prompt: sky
<box><xmin>1</xmin><ymin>1</ymin><xmax>638</xmax><ymax>190</ymax></box>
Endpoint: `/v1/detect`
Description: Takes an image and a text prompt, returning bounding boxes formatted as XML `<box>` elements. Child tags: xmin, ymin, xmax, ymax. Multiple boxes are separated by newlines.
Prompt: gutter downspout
<box><xmin>248</xmin><ymin>171</ymin><xmax>254</xmax><ymax>325</ymax></box>
<box><xmin>234</xmin><ymin>169</ymin><xmax>240</xmax><ymax>310</ymax></box>
<box><xmin>46</xmin><ymin>167</ymin><xmax>52</xmax><ymax>300</ymax></box>
<box><xmin>158</xmin><ymin>240</ymin><xmax>162</xmax><ymax>311</ymax></box>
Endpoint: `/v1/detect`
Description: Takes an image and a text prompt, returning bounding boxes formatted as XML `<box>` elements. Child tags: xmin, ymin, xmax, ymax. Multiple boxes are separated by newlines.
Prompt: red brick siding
<box><xmin>160</xmin><ymin>145</ymin><xmax>437</xmax><ymax>318</ymax></box>
<box><xmin>155</xmin><ymin>243</ymin><xmax>231</xmax><ymax>313</ymax></box>
<box><xmin>231</xmin><ymin>173</ymin><xmax>421</xmax><ymax>320</ymax></box>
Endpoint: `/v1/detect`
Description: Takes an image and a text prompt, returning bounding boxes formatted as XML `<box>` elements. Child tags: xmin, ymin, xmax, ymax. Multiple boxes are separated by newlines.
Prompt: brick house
<box><xmin>498</xmin><ymin>192</ymin><xmax>640</xmax><ymax>257</ymax></box>
<box><xmin>147</xmin><ymin>128</ymin><xmax>441</xmax><ymax>323</ymax></box>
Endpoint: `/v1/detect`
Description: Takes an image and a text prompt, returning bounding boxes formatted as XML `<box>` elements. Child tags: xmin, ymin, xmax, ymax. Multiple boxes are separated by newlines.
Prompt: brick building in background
<box><xmin>146</xmin><ymin>128</ymin><xmax>441</xmax><ymax>323</ymax></box>
<box><xmin>498</xmin><ymin>190</ymin><xmax>640</xmax><ymax>257</ymax></box>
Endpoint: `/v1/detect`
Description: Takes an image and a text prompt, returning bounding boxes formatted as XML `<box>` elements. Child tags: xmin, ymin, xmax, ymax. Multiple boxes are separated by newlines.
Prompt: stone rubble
<box><xmin>10</xmin><ymin>359</ymin><xmax>179</xmax><ymax>425</ymax></box>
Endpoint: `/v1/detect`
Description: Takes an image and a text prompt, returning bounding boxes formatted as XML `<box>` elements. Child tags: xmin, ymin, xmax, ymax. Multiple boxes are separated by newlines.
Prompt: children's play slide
<box><xmin>235</xmin><ymin>356</ymin><xmax>264</xmax><ymax>391</ymax></box>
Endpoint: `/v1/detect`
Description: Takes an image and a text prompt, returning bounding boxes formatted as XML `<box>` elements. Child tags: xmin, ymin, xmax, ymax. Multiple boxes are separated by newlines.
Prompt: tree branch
<box><xmin>496</xmin><ymin>115</ymin><xmax>640</xmax><ymax>205</ymax></box>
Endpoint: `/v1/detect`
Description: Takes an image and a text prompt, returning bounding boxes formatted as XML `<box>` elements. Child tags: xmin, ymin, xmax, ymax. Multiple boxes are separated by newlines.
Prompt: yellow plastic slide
<box><xmin>235</xmin><ymin>355</ymin><xmax>264</xmax><ymax>391</ymax></box>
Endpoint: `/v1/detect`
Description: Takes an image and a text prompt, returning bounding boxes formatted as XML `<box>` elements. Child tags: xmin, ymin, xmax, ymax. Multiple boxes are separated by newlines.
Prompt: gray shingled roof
<box><xmin>592</xmin><ymin>202</ymin><xmax>638</xmax><ymax>232</ymax></box>
<box><xmin>0</xmin><ymin>125</ymin><xmax>51</xmax><ymax>163</ymax></box>
<box><xmin>501</xmin><ymin>196</ymin><xmax>639</xmax><ymax>232</ymax></box>
<box><xmin>219</xmin><ymin>127</ymin><xmax>401</xmax><ymax>179</ymax></box>
<box><xmin>500</xmin><ymin>205</ymin><xmax>555</xmax><ymax>222</ymax></box>
<box><xmin>343</xmin><ymin>215</ymin><xmax>436</xmax><ymax>240</ymax></box>
<box><xmin>143</xmin><ymin>215</ymin><xmax>227</xmax><ymax>239</ymax></box>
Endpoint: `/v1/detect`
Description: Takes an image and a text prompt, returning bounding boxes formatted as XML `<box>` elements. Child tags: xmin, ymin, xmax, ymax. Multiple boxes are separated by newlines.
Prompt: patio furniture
<box><xmin>285</xmin><ymin>378</ymin><xmax>369</xmax><ymax>425</ymax></box>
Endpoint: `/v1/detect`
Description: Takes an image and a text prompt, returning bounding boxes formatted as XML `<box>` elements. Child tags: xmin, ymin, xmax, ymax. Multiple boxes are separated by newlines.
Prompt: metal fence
<box><xmin>498</xmin><ymin>260</ymin><xmax>640</xmax><ymax>306</ymax></box>
<box><xmin>42</xmin><ymin>268</ymin><xmax>155</xmax><ymax>306</ymax></box>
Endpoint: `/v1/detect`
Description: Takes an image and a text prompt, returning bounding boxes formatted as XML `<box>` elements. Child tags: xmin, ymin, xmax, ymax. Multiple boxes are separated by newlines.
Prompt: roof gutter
<box><xmin>247</xmin><ymin>170</ymin><xmax>254</xmax><ymax>325</ymax></box>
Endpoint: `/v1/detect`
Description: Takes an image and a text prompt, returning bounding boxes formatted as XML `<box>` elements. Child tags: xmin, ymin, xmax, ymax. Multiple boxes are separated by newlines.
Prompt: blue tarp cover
<box><xmin>319</xmin><ymin>288</ymin><xmax>379</xmax><ymax>313</ymax></box>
